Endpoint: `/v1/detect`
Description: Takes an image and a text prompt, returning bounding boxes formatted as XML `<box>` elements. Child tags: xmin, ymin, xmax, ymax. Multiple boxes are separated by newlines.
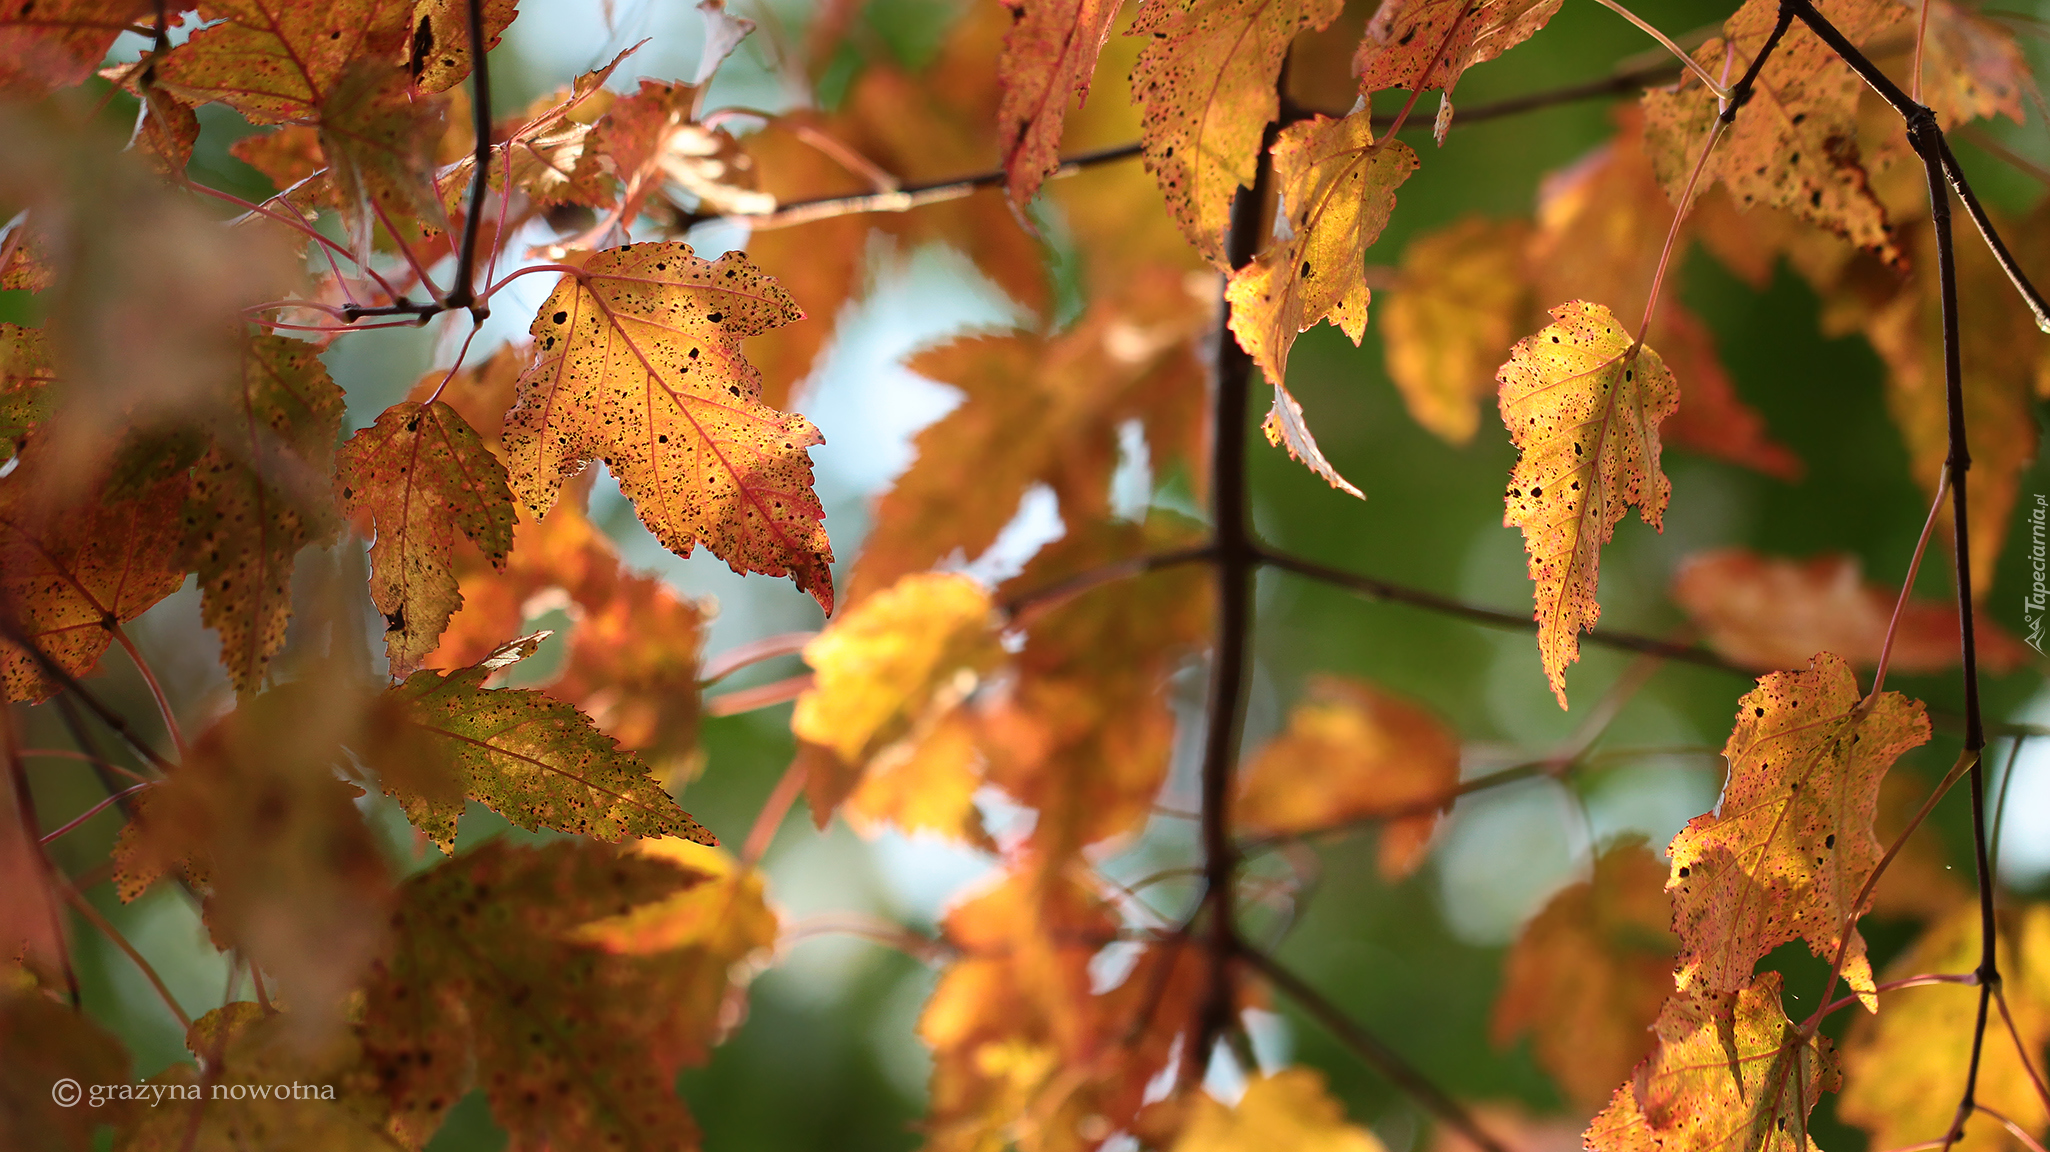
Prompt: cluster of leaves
<box><xmin>0</xmin><ymin>0</ymin><xmax>2045</xmax><ymax>1148</ymax></box>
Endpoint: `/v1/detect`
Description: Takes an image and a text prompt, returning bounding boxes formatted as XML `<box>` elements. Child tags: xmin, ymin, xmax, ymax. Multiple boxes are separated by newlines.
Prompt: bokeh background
<box><xmin>10</xmin><ymin>0</ymin><xmax>2050</xmax><ymax>1147</ymax></box>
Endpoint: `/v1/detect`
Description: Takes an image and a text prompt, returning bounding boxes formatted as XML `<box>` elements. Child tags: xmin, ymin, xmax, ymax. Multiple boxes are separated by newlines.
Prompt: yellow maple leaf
<box><xmin>1667</xmin><ymin>653</ymin><xmax>1929</xmax><ymax>1002</ymax></box>
<box><xmin>1634</xmin><ymin>973</ymin><xmax>1839</xmax><ymax>1152</ymax></box>
<box><xmin>1381</xmin><ymin>216</ymin><xmax>1530</xmax><ymax>445</ymax></box>
<box><xmin>502</xmin><ymin>242</ymin><xmax>835</xmax><ymax>614</ymax></box>
<box><xmin>1497</xmin><ymin>301</ymin><xmax>1678</xmax><ymax>708</ymax></box>
<box><xmin>1173</xmin><ymin>1068</ymin><xmax>1386</xmax><ymax>1152</ymax></box>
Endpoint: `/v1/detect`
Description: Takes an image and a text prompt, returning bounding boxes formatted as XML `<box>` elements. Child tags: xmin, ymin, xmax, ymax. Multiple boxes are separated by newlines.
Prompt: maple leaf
<box><xmin>184</xmin><ymin>332</ymin><xmax>347</xmax><ymax>695</ymax></box>
<box><xmin>1631</xmin><ymin>973</ymin><xmax>1840</xmax><ymax>1152</ymax></box>
<box><xmin>501</xmin><ymin>242</ymin><xmax>835</xmax><ymax>614</ymax></box>
<box><xmin>791</xmin><ymin>571</ymin><xmax>1001</xmax><ymax>825</ymax></box>
<box><xmin>841</xmin><ymin>708</ymin><xmax>993</xmax><ymax>846</ymax></box>
<box><xmin>231</xmin><ymin>124</ymin><xmax>328</xmax><ymax>192</ymax></box>
<box><xmin>1352</xmin><ymin>0</ymin><xmax>1564</xmax><ymax>98</ymax></box>
<box><xmin>1641</xmin><ymin>0</ymin><xmax>1903</xmax><ymax>261</ymax></box>
<box><xmin>589</xmin><ymin>80</ymin><xmax>770</xmax><ymax>228</ymax></box>
<box><xmin>1226</xmin><ymin>110</ymin><xmax>1416</xmax><ymax>498</ymax></box>
<box><xmin>358</xmin><ymin>838</ymin><xmax>711</xmax><ymax>1149</ymax></box>
<box><xmin>0</xmin><ymin>459</ymin><xmax>188</xmax><ymax>702</ymax></box>
<box><xmin>1128</xmin><ymin>0</ymin><xmax>1344</xmax><ymax>265</ymax></box>
<box><xmin>1172</xmin><ymin>1067</ymin><xmax>1385</xmax><ymax>1152</ymax></box>
<box><xmin>1667</xmin><ymin>653</ymin><xmax>1929</xmax><ymax>1001</ymax></box>
<box><xmin>402</xmin><ymin>0</ymin><xmax>517</xmax><ymax>92</ymax></box>
<box><xmin>0</xmin><ymin>987</ymin><xmax>136</xmax><ymax>1152</ymax></box>
<box><xmin>0</xmin><ymin>772</ymin><xmax>63</xmax><ymax>975</ymax></box>
<box><xmin>156</xmin><ymin>0</ymin><xmax>412</xmax><ymax>125</ymax></box>
<box><xmin>1233</xmin><ymin>675</ymin><xmax>1458</xmax><ymax>878</ymax></box>
<box><xmin>1381</xmin><ymin>216</ymin><xmax>1530</xmax><ymax>445</ymax></box>
<box><xmin>337</xmin><ymin>399</ymin><xmax>515</xmax><ymax>676</ymax></box>
<box><xmin>1673</xmin><ymin>548</ymin><xmax>2033</xmax><ymax>675</ymax></box>
<box><xmin>380</xmin><ymin>640</ymin><xmax>712</xmax><ymax>851</ymax></box>
<box><xmin>996</xmin><ymin>0</ymin><xmax>1122</xmax><ymax>208</ymax></box>
<box><xmin>1498</xmin><ymin>301</ymin><xmax>1679</xmax><ymax>709</ymax></box>
<box><xmin>1491</xmin><ymin>838</ymin><xmax>1675</xmax><ymax>1111</ymax></box>
<box><xmin>1914</xmin><ymin>0</ymin><xmax>2031</xmax><ymax>129</ymax></box>
<box><xmin>0</xmin><ymin>0</ymin><xmax>153</xmax><ymax>97</ymax></box>
<box><xmin>1839</xmin><ymin>905</ymin><xmax>2050</xmax><ymax>1152</ymax></box>
<box><xmin>318</xmin><ymin>61</ymin><xmax>453</xmax><ymax>249</ymax></box>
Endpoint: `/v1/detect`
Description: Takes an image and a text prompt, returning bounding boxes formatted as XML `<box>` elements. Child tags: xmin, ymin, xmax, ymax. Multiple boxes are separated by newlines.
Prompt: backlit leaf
<box><xmin>502</xmin><ymin>242</ymin><xmax>834</xmax><ymax>614</ymax></box>
<box><xmin>1915</xmin><ymin>0</ymin><xmax>2030</xmax><ymax>129</ymax></box>
<box><xmin>1641</xmin><ymin>0</ymin><xmax>1903</xmax><ymax>261</ymax></box>
<box><xmin>317</xmin><ymin>61</ymin><xmax>452</xmax><ymax>248</ymax></box>
<box><xmin>1633</xmin><ymin>973</ymin><xmax>1839</xmax><ymax>1152</ymax></box>
<box><xmin>997</xmin><ymin>0</ymin><xmax>1123</xmax><ymax>208</ymax></box>
<box><xmin>1491</xmin><ymin>838</ymin><xmax>1675</xmax><ymax>1110</ymax></box>
<box><xmin>1233</xmin><ymin>675</ymin><xmax>1458</xmax><ymax>878</ymax></box>
<box><xmin>337</xmin><ymin>399</ymin><xmax>515</xmax><ymax>676</ymax></box>
<box><xmin>0</xmin><ymin>325</ymin><xmax>54</xmax><ymax>466</ymax></box>
<box><xmin>402</xmin><ymin>0</ymin><xmax>517</xmax><ymax>92</ymax></box>
<box><xmin>1497</xmin><ymin>301</ymin><xmax>1678</xmax><ymax>709</ymax></box>
<box><xmin>842</xmin><ymin>708</ymin><xmax>992</xmax><ymax>846</ymax></box>
<box><xmin>1673</xmin><ymin>548</ymin><xmax>2033</xmax><ymax>674</ymax></box>
<box><xmin>1667</xmin><ymin>652</ymin><xmax>1929</xmax><ymax>1000</ymax></box>
<box><xmin>1227</xmin><ymin>109</ymin><xmax>1416</xmax><ymax>499</ymax></box>
<box><xmin>1352</xmin><ymin>0</ymin><xmax>1564</xmax><ymax>97</ymax></box>
<box><xmin>1172</xmin><ymin>1067</ymin><xmax>1385</xmax><ymax>1152</ymax></box>
<box><xmin>0</xmin><ymin>0</ymin><xmax>153</xmax><ymax>96</ymax></box>
<box><xmin>156</xmin><ymin>0</ymin><xmax>413</xmax><ymax>125</ymax></box>
<box><xmin>1128</xmin><ymin>0</ymin><xmax>1344</xmax><ymax>265</ymax></box>
<box><xmin>1381</xmin><ymin>216</ymin><xmax>1530</xmax><ymax>445</ymax></box>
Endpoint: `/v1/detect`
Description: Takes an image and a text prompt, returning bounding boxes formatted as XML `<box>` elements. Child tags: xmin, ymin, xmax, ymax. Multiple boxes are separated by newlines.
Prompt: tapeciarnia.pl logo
<box><xmin>2027</xmin><ymin>493</ymin><xmax>2047</xmax><ymax>656</ymax></box>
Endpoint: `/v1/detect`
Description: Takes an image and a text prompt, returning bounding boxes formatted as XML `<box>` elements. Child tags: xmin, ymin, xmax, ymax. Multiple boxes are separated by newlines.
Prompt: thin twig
<box><xmin>700</xmin><ymin>631</ymin><xmax>818</xmax><ymax>685</ymax></box>
<box><xmin>705</xmin><ymin>672</ymin><xmax>813</xmax><ymax>717</ymax></box>
<box><xmin>444</xmin><ymin>0</ymin><xmax>495</xmax><ymax>316</ymax></box>
<box><xmin>1001</xmin><ymin>545</ymin><xmax>1218</xmax><ymax>623</ymax></box>
<box><xmin>741</xmin><ymin>755</ymin><xmax>809</xmax><ymax>868</ymax></box>
<box><xmin>0</xmin><ymin>614</ymin><xmax>174</xmax><ymax>772</ymax></box>
<box><xmin>1587</xmin><ymin>0</ymin><xmax>1730</xmax><ymax>96</ymax></box>
<box><xmin>1994</xmin><ymin>986</ymin><xmax>2050</xmax><ymax>1111</ymax></box>
<box><xmin>1872</xmin><ymin>467</ymin><xmax>1951</xmax><ymax>698</ymax></box>
<box><xmin>58</xmin><ymin>879</ymin><xmax>191</xmax><ymax>1030</ymax></box>
<box><xmin>1977</xmin><ymin>1105</ymin><xmax>2050</xmax><ymax>1152</ymax></box>
<box><xmin>1815</xmin><ymin>971</ymin><xmax>1979</xmax><ymax>1018</ymax></box>
<box><xmin>4</xmin><ymin>707</ymin><xmax>80</xmax><ymax>1006</ymax></box>
<box><xmin>39</xmin><ymin>782</ymin><xmax>153</xmax><ymax>844</ymax></box>
<box><xmin>111</xmin><ymin>625</ymin><xmax>185</xmax><ymax>758</ymax></box>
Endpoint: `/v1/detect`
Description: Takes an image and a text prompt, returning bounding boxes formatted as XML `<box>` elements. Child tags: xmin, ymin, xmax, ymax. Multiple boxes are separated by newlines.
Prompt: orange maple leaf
<box><xmin>1352</xmin><ymin>0</ymin><xmax>1564</xmax><ymax>98</ymax></box>
<box><xmin>1381</xmin><ymin>216</ymin><xmax>1530</xmax><ymax>445</ymax></box>
<box><xmin>0</xmin><ymin>0</ymin><xmax>153</xmax><ymax>97</ymax></box>
<box><xmin>156</xmin><ymin>0</ymin><xmax>413</xmax><ymax>125</ymax></box>
<box><xmin>996</xmin><ymin>0</ymin><xmax>1123</xmax><ymax>208</ymax></box>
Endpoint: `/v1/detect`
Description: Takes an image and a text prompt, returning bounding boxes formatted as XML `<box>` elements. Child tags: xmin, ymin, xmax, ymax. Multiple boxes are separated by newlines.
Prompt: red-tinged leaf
<box><xmin>1673</xmin><ymin>548</ymin><xmax>2033</xmax><ymax>675</ymax></box>
<box><xmin>1227</xmin><ymin>109</ymin><xmax>1416</xmax><ymax>497</ymax></box>
<box><xmin>996</xmin><ymin>0</ymin><xmax>1122</xmax><ymax>208</ymax></box>
<box><xmin>1352</xmin><ymin>0</ymin><xmax>1564</xmax><ymax>97</ymax></box>
<box><xmin>380</xmin><ymin>644</ymin><xmax>713</xmax><ymax>852</ymax></box>
<box><xmin>502</xmin><ymin>242</ymin><xmax>835</xmax><ymax>614</ymax></box>
<box><xmin>1667</xmin><ymin>653</ymin><xmax>1929</xmax><ymax>1001</ymax></box>
<box><xmin>1634</xmin><ymin>974</ymin><xmax>1839</xmax><ymax>1152</ymax></box>
<box><xmin>433</xmin><ymin>49</ymin><xmax>628</xmax><ymax>211</ymax></box>
<box><xmin>842</xmin><ymin>708</ymin><xmax>993</xmax><ymax>846</ymax></box>
<box><xmin>156</xmin><ymin>0</ymin><xmax>413</xmax><ymax>125</ymax></box>
<box><xmin>230</xmin><ymin>124</ymin><xmax>328</xmax><ymax>192</ymax></box>
<box><xmin>1234</xmin><ymin>675</ymin><xmax>1459</xmax><ymax>878</ymax></box>
<box><xmin>1</xmin><ymin>774</ymin><xmax>63</xmax><ymax>979</ymax></box>
<box><xmin>0</xmin><ymin>0</ymin><xmax>152</xmax><ymax>97</ymax></box>
<box><xmin>1381</xmin><ymin>216</ymin><xmax>1530</xmax><ymax>445</ymax></box>
<box><xmin>0</xmin><ymin>462</ymin><xmax>188</xmax><ymax>703</ymax></box>
<box><xmin>402</xmin><ymin>0</ymin><xmax>517</xmax><ymax>92</ymax></box>
<box><xmin>1174</xmin><ymin>1067</ymin><xmax>1387</xmax><ymax>1152</ymax></box>
<box><xmin>791</xmin><ymin>572</ymin><xmax>1001</xmax><ymax>825</ymax></box>
<box><xmin>1498</xmin><ymin>301</ymin><xmax>1679</xmax><ymax>709</ymax></box>
<box><xmin>337</xmin><ymin>399</ymin><xmax>515</xmax><ymax>676</ymax></box>
<box><xmin>1641</xmin><ymin>0</ymin><xmax>1903</xmax><ymax>262</ymax></box>
<box><xmin>1491</xmin><ymin>838</ymin><xmax>1676</xmax><ymax>1110</ymax></box>
<box><xmin>358</xmin><ymin>839</ymin><xmax>708</xmax><ymax>1150</ymax></box>
<box><xmin>1915</xmin><ymin>0</ymin><xmax>2030</xmax><ymax>129</ymax></box>
<box><xmin>0</xmin><ymin>323</ymin><xmax>55</xmax><ymax>464</ymax></box>
<box><xmin>1128</xmin><ymin>0</ymin><xmax>1345</xmax><ymax>266</ymax></box>
<box><xmin>184</xmin><ymin>332</ymin><xmax>347</xmax><ymax>695</ymax></box>
<box><xmin>1839</xmin><ymin>906</ymin><xmax>2050</xmax><ymax>1152</ymax></box>
<box><xmin>117</xmin><ymin>81</ymin><xmax>201</xmax><ymax>179</ymax></box>
<box><xmin>590</xmin><ymin>80</ymin><xmax>769</xmax><ymax>228</ymax></box>
<box><xmin>0</xmin><ymin>988</ymin><xmax>135</xmax><ymax>1152</ymax></box>
<box><xmin>317</xmin><ymin>61</ymin><xmax>452</xmax><ymax>247</ymax></box>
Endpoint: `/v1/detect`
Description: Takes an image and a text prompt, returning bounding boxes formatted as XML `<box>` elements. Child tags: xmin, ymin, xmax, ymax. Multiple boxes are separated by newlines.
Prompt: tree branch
<box><xmin>444</xmin><ymin>0</ymin><xmax>495</xmax><ymax>317</ymax></box>
<box><xmin>1001</xmin><ymin>544</ymin><xmax>1218</xmax><ymax>622</ymax></box>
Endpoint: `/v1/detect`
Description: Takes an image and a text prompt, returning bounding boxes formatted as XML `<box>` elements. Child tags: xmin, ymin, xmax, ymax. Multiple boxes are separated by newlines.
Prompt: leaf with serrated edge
<box><xmin>155</xmin><ymin>0</ymin><xmax>413</xmax><ymax>124</ymax></box>
<box><xmin>1634</xmin><ymin>974</ymin><xmax>1839</xmax><ymax>1152</ymax></box>
<box><xmin>1353</xmin><ymin>0</ymin><xmax>1565</xmax><ymax>96</ymax></box>
<box><xmin>503</xmin><ymin>242</ymin><xmax>835</xmax><ymax>613</ymax></box>
<box><xmin>338</xmin><ymin>399</ymin><xmax>515</xmax><ymax>676</ymax></box>
<box><xmin>403</xmin><ymin>0</ymin><xmax>518</xmax><ymax>92</ymax></box>
<box><xmin>1667</xmin><ymin>652</ymin><xmax>1928</xmax><ymax>1002</ymax></box>
<box><xmin>1498</xmin><ymin>301</ymin><xmax>1678</xmax><ymax>708</ymax></box>
<box><xmin>997</xmin><ymin>0</ymin><xmax>1122</xmax><ymax>208</ymax></box>
<box><xmin>384</xmin><ymin>651</ymin><xmax>712</xmax><ymax>852</ymax></box>
<box><xmin>1128</xmin><ymin>0</ymin><xmax>1344</xmax><ymax>266</ymax></box>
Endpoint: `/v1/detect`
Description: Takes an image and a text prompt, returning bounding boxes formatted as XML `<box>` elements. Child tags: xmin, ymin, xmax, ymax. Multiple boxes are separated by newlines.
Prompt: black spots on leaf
<box><xmin>1551</xmin><ymin>335</ymin><xmax>1560</xmax><ymax>343</ymax></box>
<box><xmin>657</xmin><ymin>435</ymin><xmax>668</xmax><ymax>444</ymax></box>
<box><xmin>727</xmin><ymin>385</ymin><xmax>740</xmax><ymax>397</ymax></box>
<box><xmin>385</xmin><ymin>609</ymin><xmax>405</xmax><ymax>633</ymax></box>
<box><xmin>707</xmin><ymin>313</ymin><xmax>724</xmax><ymax>324</ymax></box>
<box><xmin>1678</xmin><ymin>865</ymin><xmax>1690</xmax><ymax>877</ymax></box>
<box><xmin>552</xmin><ymin>311</ymin><xmax>568</xmax><ymax>324</ymax></box>
<box><xmin>688</xmin><ymin>348</ymin><xmax>699</xmax><ymax>359</ymax></box>
<box><xmin>1756</xmin><ymin>706</ymin><xmax>1766</xmax><ymax>717</ymax></box>
<box><xmin>1824</xmin><ymin>834</ymin><xmax>1836</xmax><ymax>849</ymax></box>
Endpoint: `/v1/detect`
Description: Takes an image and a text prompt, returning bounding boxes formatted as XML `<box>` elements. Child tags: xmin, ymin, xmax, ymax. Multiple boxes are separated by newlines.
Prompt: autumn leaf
<box><xmin>502</xmin><ymin>242</ymin><xmax>835</xmax><ymax>614</ymax></box>
<box><xmin>1128</xmin><ymin>0</ymin><xmax>1344</xmax><ymax>265</ymax></box>
<box><xmin>1913</xmin><ymin>0</ymin><xmax>2031</xmax><ymax>129</ymax></box>
<box><xmin>1233</xmin><ymin>675</ymin><xmax>1458</xmax><ymax>878</ymax></box>
<box><xmin>1839</xmin><ymin>905</ymin><xmax>2050</xmax><ymax>1152</ymax></box>
<box><xmin>403</xmin><ymin>0</ymin><xmax>517</xmax><ymax>92</ymax></box>
<box><xmin>1227</xmin><ymin>110</ymin><xmax>1416</xmax><ymax>498</ymax></box>
<box><xmin>380</xmin><ymin>641</ymin><xmax>712</xmax><ymax>851</ymax></box>
<box><xmin>0</xmin><ymin>987</ymin><xmax>135</xmax><ymax>1152</ymax></box>
<box><xmin>185</xmin><ymin>332</ymin><xmax>347</xmax><ymax>695</ymax></box>
<box><xmin>1172</xmin><ymin>1067</ymin><xmax>1386</xmax><ymax>1152</ymax></box>
<box><xmin>791</xmin><ymin>572</ymin><xmax>1001</xmax><ymax>825</ymax></box>
<box><xmin>1641</xmin><ymin>0</ymin><xmax>1903</xmax><ymax>261</ymax></box>
<box><xmin>1491</xmin><ymin>838</ymin><xmax>1675</xmax><ymax>1111</ymax></box>
<box><xmin>317</xmin><ymin>61</ymin><xmax>453</xmax><ymax>248</ymax></box>
<box><xmin>589</xmin><ymin>80</ymin><xmax>770</xmax><ymax>228</ymax></box>
<box><xmin>337</xmin><ymin>399</ymin><xmax>515</xmax><ymax>676</ymax></box>
<box><xmin>1633</xmin><ymin>973</ymin><xmax>1839</xmax><ymax>1152</ymax></box>
<box><xmin>358</xmin><ymin>838</ymin><xmax>710</xmax><ymax>1149</ymax></box>
<box><xmin>1673</xmin><ymin>548</ymin><xmax>2033</xmax><ymax>675</ymax></box>
<box><xmin>1352</xmin><ymin>0</ymin><xmax>1564</xmax><ymax>98</ymax></box>
<box><xmin>1381</xmin><ymin>216</ymin><xmax>1529</xmax><ymax>444</ymax></box>
<box><xmin>230</xmin><ymin>124</ymin><xmax>328</xmax><ymax>193</ymax></box>
<box><xmin>0</xmin><ymin>0</ymin><xmax>152</xmax><ymax>96</ymax></box>
<box><xmin>996</xmin><ymin>0</ymin><xmax>1122</xmax><ymax>208</ymax></box>
<box><xmin>842</xmin><ymin>708</ymin><xmax>992</xmax><ymax>846</ymax></box>
<box><xmin>1498</xmin><ymin>301</ymin><xmax>1679</xmax><ymax>709</ymax></box>
<box><xmin>156</xmin><ymin>0</ymin><xmax>413</xmax><ymax>125</ymax></box>
<box><xmin>1667</xmin><ymin>652</ymin><xmax>1929</xmax><ymax>1001</ymax></box>
<box><xmin>0</xmin><ymin>459</ymin><xmax>188</xmax><ymax>702</ymax></box>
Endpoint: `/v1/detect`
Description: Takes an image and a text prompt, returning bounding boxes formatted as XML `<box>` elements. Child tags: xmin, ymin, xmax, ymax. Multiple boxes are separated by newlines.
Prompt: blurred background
<box><xmin>9</xmin><ymin>0</ymin><xmax>2050</xmax><ymax>1147</ymax></box>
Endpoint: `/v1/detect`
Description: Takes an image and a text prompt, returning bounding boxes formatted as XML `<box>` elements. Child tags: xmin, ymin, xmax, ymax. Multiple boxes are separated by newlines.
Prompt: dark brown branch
<box><xmin>444</xmin><ymin>0</ymin><xmax>495</xmax><ymax>316</ymax></box>
<box><xmin>1238</xmin><ymin>946</ymin><xmax>1512</xmax><ymax>1152</ymax></box>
